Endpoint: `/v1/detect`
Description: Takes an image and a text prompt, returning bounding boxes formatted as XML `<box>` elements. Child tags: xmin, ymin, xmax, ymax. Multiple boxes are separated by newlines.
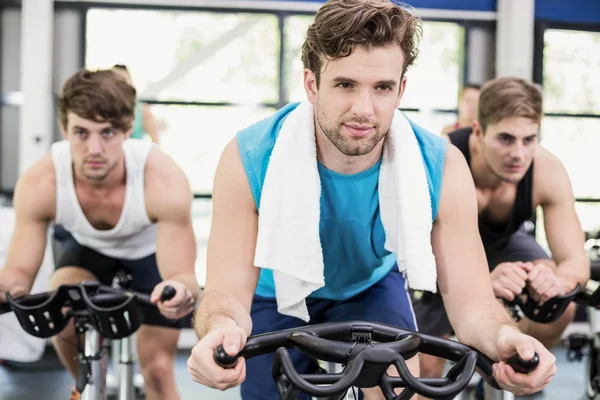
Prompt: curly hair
<box><xmin>301</xmin><ymin>0</ymin><xmax>422</xmax><ymax>86</ymax></box>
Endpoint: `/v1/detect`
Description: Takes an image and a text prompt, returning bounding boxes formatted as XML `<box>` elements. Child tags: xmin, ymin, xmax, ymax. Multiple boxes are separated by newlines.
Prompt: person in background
<box><xmin>441</xmin><ymin>83</ymin><xmax>481</xmax><ymax>137</ymax></box>
<box><xmin>112</xmin><ymin>64</ymin><xmax>160</xmax><ymax>144</ymax></box>
<box><xmin>414</xmin><ymin>77</ymin><xmax>589</xmax><ymax>399</ymax></box>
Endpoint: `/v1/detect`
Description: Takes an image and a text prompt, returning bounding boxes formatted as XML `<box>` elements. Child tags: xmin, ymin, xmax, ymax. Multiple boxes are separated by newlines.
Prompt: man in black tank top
<box><xmin>413</xmin><ymin>77</ymin><xmax>590</xmax><ymax>384</ymax></box>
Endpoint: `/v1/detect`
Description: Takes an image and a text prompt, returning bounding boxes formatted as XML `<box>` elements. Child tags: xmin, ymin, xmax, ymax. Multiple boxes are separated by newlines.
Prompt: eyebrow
<box><xmin>73</xmin><ymin>124</ymin><xmax>113</xmax><ymax>131</ymax></box>
<box><xmin>331</xmin><ymin>76</ymin><xmax>398</xmax><ymax>87</ymax></box>
<box><xmin>497</xmin><ymin>132</ymin><xmax>538</xmax><ymax>140</ymax></box>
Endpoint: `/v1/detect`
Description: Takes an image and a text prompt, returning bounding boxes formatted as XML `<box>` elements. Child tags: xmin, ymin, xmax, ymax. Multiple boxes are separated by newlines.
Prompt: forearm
<box><xmin>453</xmin><ymin>297</ymin><xmax>518</xmax><ymax>361</ymax></box>
<box><xmin>148</xmin><ymin>129</ymin><xmax>159</xmax><ymax>144</ymax></box>
<box><xmin>554</xmin><ymin>257</ymin><xmax>590</xmax><ymax>289</ymax></box>
<box><xmin>0</xmin><ymin>267</ymin><xmax>35</xmax><ymax>298</ymax></box>
<box><xmin>169</xmin><ymin>271</ymin><xmax>202</xmax><ymax>301</ymax></box>
<box><xmin>193</xmin><ymin>290</ymin><xmax>252</xmax><ymax>339</ymax></box>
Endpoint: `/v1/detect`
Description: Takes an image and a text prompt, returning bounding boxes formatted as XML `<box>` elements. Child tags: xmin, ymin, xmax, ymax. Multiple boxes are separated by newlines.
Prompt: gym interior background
<box><xmin>0</xmin><ymin>0</ymin><xmax>599</xmax><ymax>399</ymax></box>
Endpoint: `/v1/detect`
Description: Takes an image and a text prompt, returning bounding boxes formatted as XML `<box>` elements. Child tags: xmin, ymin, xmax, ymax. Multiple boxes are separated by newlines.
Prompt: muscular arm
<box><xmin>0</xmin><ymin>156</ymin><xmax>54</xmax><ymax>300</ymax></box>
<box><xmin>434</xmin><ymin>145</ymin><xmax>517</xmax><ymax>360</ymax></box>
<box><xmin>193</xmin><ymin>138</ymin><xmax>260</xmax><ymax>339</ymax></box>
<box><xmin>537</xmin><ymin>149</ymin><xmax>589</xmax><ymax>288</ymax></box>
<box><xmin>145</xmin><ymin>150</ymin><xmax>200</xmax><ymax>301</ymax></box>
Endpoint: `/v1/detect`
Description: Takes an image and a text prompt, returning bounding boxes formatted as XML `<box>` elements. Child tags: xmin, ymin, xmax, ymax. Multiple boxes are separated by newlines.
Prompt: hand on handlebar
<box><xmin>187</xmin><ymin>326</ymin><xmax>248</xmax><ymax>391</ymax></box>
<box><xmin>151</xmin><ymin>280</ymin><xmax>194</xmax><ymax>320</ymax></box>
<box><xmin>494</xmin><ymin>326</ymin><xmax>557</xmax><ymax>395</ymax></box>
<box><xmin>491</xmin><ymin>262</ymin><xmax>533</xmax><ymax>301</ymax></box>
<box><xmin>527</xmin><ymin>263</ymin><xmax>566</xmax><ymax>304</ymax></box>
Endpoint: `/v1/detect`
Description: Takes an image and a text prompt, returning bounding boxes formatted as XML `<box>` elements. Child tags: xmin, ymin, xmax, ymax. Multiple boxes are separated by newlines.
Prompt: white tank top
<box><xmin>51</xmin><ymin>139</ymin><xmax>157</xmax><ymax>260</ymax></box>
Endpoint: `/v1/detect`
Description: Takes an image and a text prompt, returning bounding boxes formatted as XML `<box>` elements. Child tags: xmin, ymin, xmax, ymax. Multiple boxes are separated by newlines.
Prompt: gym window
<box><xmin>535</xmin><ymin>27</ymin><xmax>600</xmax><ymax>245</ymax></box>
<box><xmin>84</xmin><ymin>6</ymin><xmax>466</xmax><ymax>283</ymax></box>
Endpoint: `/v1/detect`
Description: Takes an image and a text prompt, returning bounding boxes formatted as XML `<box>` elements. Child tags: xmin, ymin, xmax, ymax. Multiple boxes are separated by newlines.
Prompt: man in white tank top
<box><xmin>0</xmin><ymin>68</ymin><xmax>200</xmax><ymax>400</ymax></box>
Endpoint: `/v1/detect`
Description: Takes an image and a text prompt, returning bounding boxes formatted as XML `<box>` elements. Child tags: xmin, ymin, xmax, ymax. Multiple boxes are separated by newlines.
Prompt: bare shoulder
<box><xmin>144</xmin><ymin>147</ymin><xmax>192</xmax><ymax>222</ymax></box>
<box><xmin>217</xmin><ymin>137</ymin><xmax>248</xmax><ymax>184</ymax></box>
<box><xmin>443</xmin><ymin>142</ymin><xmax>472</xmax><ymax>178</ymax></box>
<box><xmin>14</xmin><ymin>154</ymin><xmax>56</xmax><ymax>221</ymax></box>
<box><xmin>534</xmin><ymin>145</ymin><xmax>567</xmax><ymax>174</ymax></box>
<box><xmin>532</xmin><ymin>146</ymin><xmax>573</xmax><ymax>204</ymax></box>
<box><xmin>213</xmin><ymin>137</ymin><xmax>255</xmax><ymax>210</ymax></box>
<box><xmin>145</xmin><ymin>146</ymin><xmax>188</xmax><ymax>185</ymax></box>
<box><xmin>436</xmin><ymin>144</ymin><xmax>477</xmax><ymax>222</ymax></box>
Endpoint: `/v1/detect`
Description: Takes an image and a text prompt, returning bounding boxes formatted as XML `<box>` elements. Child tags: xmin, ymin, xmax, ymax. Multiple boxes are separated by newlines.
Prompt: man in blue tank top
<box><xmin>414</xmin><ymin>77</ymin><xmax>590</xmax><ymax>386</ymax></box>
<box><xmin>188</xmin><ymin>1</ymin><xmax>556</xmax><ymax>399</ymax></box>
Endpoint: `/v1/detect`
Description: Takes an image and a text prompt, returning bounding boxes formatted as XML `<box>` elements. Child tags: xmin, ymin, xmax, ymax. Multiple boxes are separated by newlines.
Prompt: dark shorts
<box><xmin>411</xmin><ymin>228</ymin><xmax>550</xmax><ymax>337</ymax></box>
<box><xmin>241</xmin><ymin>267</ymin><xmax>417</xmax><ymax>400</ymax></box>
<box><xmin>53</xmin><ymin>227</ymin><xmax>190</xmax><ymax>329</ymax></box>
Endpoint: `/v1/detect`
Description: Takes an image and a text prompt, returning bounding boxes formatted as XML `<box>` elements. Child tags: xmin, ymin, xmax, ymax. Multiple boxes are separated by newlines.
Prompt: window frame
<box><xmin>534</xmin><ymin>21</ymin><xmax>600</xmax><ymax>205</ymax></box>
<box><xmin>81</xmin><ymin>4</ymin><xmax>473</xmax><ymax>197</ymax></box>
<box><xmin>0</xmin><ymin>2</ymin><xmax>475</xmax><ymax>198</ymax></box>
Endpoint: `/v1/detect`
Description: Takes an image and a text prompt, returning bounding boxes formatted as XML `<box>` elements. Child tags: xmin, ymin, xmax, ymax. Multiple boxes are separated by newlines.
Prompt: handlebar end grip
<box><xmin>507</xmin><ymin>352</ymin><xmax>540</xmax><ymax>374</ymax></box>
<box><xmin>214</xmin><ymin>344</ymin><xmax>238</xmax><ymax>369</ymax></box>
<box><xmin>160</xmin><ymin>286</ymin><xmax>176</xmax><ymax>302</ymax></box>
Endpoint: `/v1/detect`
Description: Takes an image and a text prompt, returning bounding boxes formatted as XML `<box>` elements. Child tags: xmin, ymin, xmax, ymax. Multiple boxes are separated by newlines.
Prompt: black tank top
<box><xmin>448</xmin><ymin>128</ymin><xmax>534</xmax><ymax>246</ymax></box>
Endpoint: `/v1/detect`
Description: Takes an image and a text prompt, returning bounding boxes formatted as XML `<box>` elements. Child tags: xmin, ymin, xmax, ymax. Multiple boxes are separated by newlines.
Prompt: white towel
<box><xmin>254</xmin><ymin>101</ymin><xmax>437</xmax><ymax>322</ymax></box>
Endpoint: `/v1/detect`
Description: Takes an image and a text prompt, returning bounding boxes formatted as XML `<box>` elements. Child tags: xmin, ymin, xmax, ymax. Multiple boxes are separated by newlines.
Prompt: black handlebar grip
<box><xmin>160</xmin><ymin>286</ymin><xmax>176</xmax><ymax>302</ymax></box>
<box><xmin>214</xmin><ymin>344</ymin><xmax>239</xmax><ymax>368</ymax></box>
<box><xmin>507</xmin><ymin>352</ymin><xmax>540</xmax><ymax>374</ymax></box>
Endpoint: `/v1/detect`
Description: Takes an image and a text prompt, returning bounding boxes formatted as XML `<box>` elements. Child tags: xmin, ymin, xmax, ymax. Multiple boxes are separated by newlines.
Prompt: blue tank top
<box><xmin>237</xmin><ymin>102</ymin><xmax>447</xmax><ymax>300</ymax></box>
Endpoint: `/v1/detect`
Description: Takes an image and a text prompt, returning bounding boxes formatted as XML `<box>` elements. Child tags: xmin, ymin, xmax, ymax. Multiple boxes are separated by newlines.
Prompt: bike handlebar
<box><xmin>212</xmin><ymin>321</ymin><xmax>539</xmax><ymax>400</ymax></box>
<box><xmin>507</xmin><ymin>283</ymin><xmax>581</xmax><ymax>323</ymax></box>
<box><xmin>0</xmin><ymin>281</ymin><xmax>176</xmax><ymax>340</ymax></box>
<box><xmin>507</xmin><ymin>278</ymin><xmax>600</xmax><ymax>324</ymax></box>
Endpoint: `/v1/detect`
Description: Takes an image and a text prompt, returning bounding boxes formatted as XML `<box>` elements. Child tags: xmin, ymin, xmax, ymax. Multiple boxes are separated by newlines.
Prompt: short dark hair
<box><xmin>478</xmin><ymin>77</ymin><xmax>543</xmax><ymax>133</ymax></box>
<box><xmin>57</xmin><ymin>68</ymin><xmax>136</xmax><ymax>132</ymax></box>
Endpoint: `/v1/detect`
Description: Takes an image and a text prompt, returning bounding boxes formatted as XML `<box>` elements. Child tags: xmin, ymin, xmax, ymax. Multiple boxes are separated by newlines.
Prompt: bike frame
<box><xmin>78</xmin><ymin>317</ymin><xmax>141</xmax><ymax>400</ymax></box>
<box><xmin>0</xmin><ymin>280</ymin><xmax>171</xmax><ymax>400</ymax></box>
<box><xmin>483</xmin><ymin>383</ymin><xmax>514</xmax><ymax>400</ymax></box>
<box><xmin>81</xmin><ymin>329</ymin><xmax>109</xmax><ymax>400</ymax></box>
<box><xmin>109</xmin><ymin>334</ymin><xmax>143</xmax><ymax>400</ymax></box>
<box><xmin>586</xmin><ymin>303</ymin><xmax>600</xmax><ymax>399</ymax></box>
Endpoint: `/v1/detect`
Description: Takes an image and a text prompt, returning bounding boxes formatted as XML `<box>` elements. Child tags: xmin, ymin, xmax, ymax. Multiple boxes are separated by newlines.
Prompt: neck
<box><xmin>468</xmin><ymin>134</ymin><xmax>505</xmax><ymax>190</ymax></box>
<box><xmin>315</xmin><ymin>124</ymin><xmax>384</xmax><ymax>175</ymax></box>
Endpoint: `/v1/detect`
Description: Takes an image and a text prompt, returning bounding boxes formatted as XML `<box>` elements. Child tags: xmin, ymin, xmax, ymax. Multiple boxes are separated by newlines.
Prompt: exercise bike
<box><xmin>211</xmin><ymin>320</ymin><xmax>540</xmax><ymax>400</ymax></box>
<box><xmin>452</xmin><ymin>283</ymin><xmax>581</xmax><ymax>400</ymax></box>
<box><xmin>0</xmin><ymin>279</ymin><xmax>175</xmax><ymax>400</ymax></box>
<box><xmin>561</xmin><ymin>229</ymin><xmax>600</xmax><ymax>399</ymax></box>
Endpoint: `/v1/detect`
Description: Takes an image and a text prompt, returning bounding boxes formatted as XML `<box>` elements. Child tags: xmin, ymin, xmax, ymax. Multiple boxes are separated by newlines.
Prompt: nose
<box><xmin>350</xmin><ymin>89</ymin><xmax>374</xmax><ymax>118</ymax></box>
<box><xmin>509</xmin><ymin>142</ymin><xmax>525</xmax><ymax>161</ymax></box>
<box><xmin>87</xmin><ymin>134</ymin><xmax>103</xmax><ymax>155</ymax></box>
